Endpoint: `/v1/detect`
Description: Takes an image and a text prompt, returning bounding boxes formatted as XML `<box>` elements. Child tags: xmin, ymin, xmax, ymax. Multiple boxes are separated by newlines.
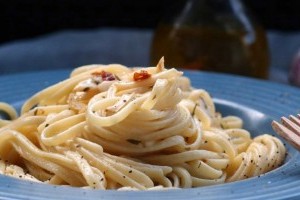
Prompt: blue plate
<box><xmin>0</xmin><ymin>69</ymin><xmax>300</xmax><ymax>200</ymax></box>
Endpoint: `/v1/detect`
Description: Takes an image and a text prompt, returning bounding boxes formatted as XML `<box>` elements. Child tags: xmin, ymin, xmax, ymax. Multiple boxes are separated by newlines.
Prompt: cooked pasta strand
<box><xmin>0</xmin><ymin>60</ymin><xmax>286</xmax><ymax>190</ymax></box>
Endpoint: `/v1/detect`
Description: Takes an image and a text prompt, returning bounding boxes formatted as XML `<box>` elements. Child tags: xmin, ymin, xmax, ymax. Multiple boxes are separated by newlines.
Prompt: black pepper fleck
<box><xmin>198</xmin><ymin>162</ymin><xmax>202</xmax><ymax>168</ymax></box>
<box><xmin>83</xmin><ymin>87</ymin><xmax>90</xmax><ymax>92</ymax></box>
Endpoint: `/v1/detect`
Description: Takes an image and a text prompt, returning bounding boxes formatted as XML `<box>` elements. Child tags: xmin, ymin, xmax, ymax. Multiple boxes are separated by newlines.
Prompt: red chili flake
<box><xmin>92</xmin><ymin>71</ymin><xmax>116</xmax><ymax>81</ymax></box>
<box><xmin>133</xmin><ymin>70</ymin><xmax>151</xmax><ymax>81</ymax></box>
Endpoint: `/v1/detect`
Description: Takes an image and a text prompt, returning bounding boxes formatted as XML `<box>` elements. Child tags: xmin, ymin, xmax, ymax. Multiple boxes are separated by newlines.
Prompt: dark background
<box><xmin>1</xmin><ymin>0</ymin><xmax>300</xmax><ymax>44</ymax></box>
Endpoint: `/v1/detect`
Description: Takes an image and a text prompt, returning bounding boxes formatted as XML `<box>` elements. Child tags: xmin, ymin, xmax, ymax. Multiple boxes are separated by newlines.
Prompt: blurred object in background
<box><xmin>289</xmin><ymin>49</ymin><xmax>300</xmax><ymax>87</ymax></box>
<box><xmin>1</xmin><ymin>0</ymin><xmax>300</xmax><ymax>83</ymax></box>
<box><xmin>1</xmin><ymin>0</ymin><xmax>300</xmax><ymax>45</ymax></box>
<box><xmin>151</xmin><ymin>0</ymin><xmax>269</xmax><ymax>79</ymax></box>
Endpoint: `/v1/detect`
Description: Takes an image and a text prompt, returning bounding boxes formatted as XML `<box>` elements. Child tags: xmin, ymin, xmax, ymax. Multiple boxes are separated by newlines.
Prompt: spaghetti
<box><xmin>0</xmin><ymin>58</ymin><xmax>286</xmax><ymax>190</ymax></box>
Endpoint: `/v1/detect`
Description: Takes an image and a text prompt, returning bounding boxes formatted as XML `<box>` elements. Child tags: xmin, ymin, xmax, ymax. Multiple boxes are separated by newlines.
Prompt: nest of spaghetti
<box><xmin>0</xmin><ymin>58</ymin><xmax>286</xmax><ymax>190</ymax></box>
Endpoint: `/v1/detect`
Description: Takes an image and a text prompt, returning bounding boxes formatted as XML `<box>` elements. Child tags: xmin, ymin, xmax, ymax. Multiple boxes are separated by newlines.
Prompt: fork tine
<box><xmin>289</xmin><ymin>115</ymin><xmax>300</xmax><ymax>127</ymax></box>
<box><xmin>272</xmin><ymin>120</ymin><xmax>300</xmax><ymax>151</ymax></box>
<box><xmin>281</xmin><ymin>117</ymin><xmax>300</xmax><ymax>137</ymax></box>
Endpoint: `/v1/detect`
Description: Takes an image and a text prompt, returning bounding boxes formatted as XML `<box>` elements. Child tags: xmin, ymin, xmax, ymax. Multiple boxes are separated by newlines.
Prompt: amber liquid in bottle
<box><xmin>150</xmin><ymin>1</ymin><xmax>269</xmax><ymax>79</ymax></box>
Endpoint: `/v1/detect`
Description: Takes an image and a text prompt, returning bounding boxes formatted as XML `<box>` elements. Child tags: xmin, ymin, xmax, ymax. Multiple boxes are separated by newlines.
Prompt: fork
<box><xmin>272</xmin><ymin>114</ymin><xmax>300</xmax><ymax>151</ymax></box>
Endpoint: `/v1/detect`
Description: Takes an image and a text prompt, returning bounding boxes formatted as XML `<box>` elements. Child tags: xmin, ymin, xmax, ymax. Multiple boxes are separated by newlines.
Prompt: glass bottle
<box><xmin>150</xmin><ymin>0</ymin><xmax>269</xmax><ymax>79</ymax></box>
